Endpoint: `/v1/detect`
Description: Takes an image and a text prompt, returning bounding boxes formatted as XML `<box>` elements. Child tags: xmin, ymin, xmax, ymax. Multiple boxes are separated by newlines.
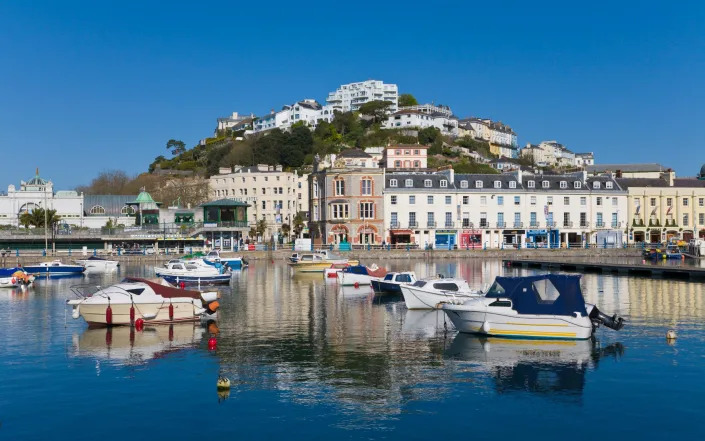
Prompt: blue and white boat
<box><xmin>204</xmin><ymin>250</ymin><xmax>248</xmax><ymax>269</ymax></box>
<box><xmin>371</xmin><ymin>271</ymin><xmax>417</xmax><ymax>294</ymax></box>
<box><xmin>23</xmin><ymin>260</ymin><xmax>86</xmax><ymax>277</ymax></box>
<box><xmin>155</xmin><ymin>261</ymin><xmax>231</xmax><ymax>285</ymax></box>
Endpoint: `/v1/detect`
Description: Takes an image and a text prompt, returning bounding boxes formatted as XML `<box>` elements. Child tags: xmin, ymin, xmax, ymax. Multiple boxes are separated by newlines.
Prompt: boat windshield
<box><xmin>383</xmin><ymin>274</ymin><xmax>394</xmax><ymax>281</ymax></box>
<box><xmin>486</xmin><ymin>281</ymin><xmax>506</xmax><ymax>297</ymax></box>
<box><xmin>433</xmin><ymin>282</ymin><xmax>459</xmax><ymax>292</ymax></box>
<box><xmin>412</xmin><ymin>281</ymin><xmax>427</xmax><ymax>288</ymax></box>
<box><xmin>395</xmin><ymin>274</ymin><xmax>413</xmax><ymax>283</ymax></box>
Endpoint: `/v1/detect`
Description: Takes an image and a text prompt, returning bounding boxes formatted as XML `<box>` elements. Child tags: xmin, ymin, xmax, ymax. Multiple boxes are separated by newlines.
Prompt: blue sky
<box><xmin>1</xmin><ymin>0</ymin><xmax>703</xmax><ymax>189</ymax></box>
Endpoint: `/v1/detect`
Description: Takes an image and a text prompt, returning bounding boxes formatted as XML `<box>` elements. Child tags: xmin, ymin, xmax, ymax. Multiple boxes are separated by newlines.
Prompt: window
<box><xmin>405</xmin><ymin>179</ymin><xmax>413</xmax><ymax>187</ymax></box>
<box><xmin>574</xmin><ymin>181</ymin><xmax>582</xmax><ymax>189</ymax></box>
<box><xmin>440</xmin><ymin>180</ymin><xmax>448</xmax><ymax>188</ymax></box>
<box><xmin>90</xmin><ymin>205</ymin><xmax>105</xmax><ymax>215</ymax></box>
<box><xmin>390</xmin><ymin>212</ymin><xmax>398</xmax><ymax>225</ymax></box>
<box><xmin>683</xmin><ymin>214</ymin><xmax>689</xmax><ymax>227</ymax></box>
<box><xmin>563</xmin><ymin>212</ymin><xmax>570</xmax><ymax>226</ymax></box>
<box><xmin>360</xmin><ymin>202</ymin><xmax>374</xmax><ymax>219</ymax></box>
<box><xmin>700</xmin><ymin>213</ymin><xmax>704</xmax><ymax>225</ymax></box>
<box><xmin>650</xmin><ymin>198</ymin><xmax>656</xmax><ymax>207</ymax></box>
<box><xmin>391</xmin><ymin>196</ymin><xmax>397</xmax><ymax>205</ymax></box>
<box><xmin>463</xmin><ymin>196</ymin><xmax>469</xmax><ymax>205</ymax></box>
<box><xmin>361</xmin><ymin>178</ymin><xmax>372</xmax><ymax>195</ymax></box>
<box><xmin>414</xmin><ymin>149</ymin><xmax>420</xmax><ymax>155</ymax></box>
<box><xmin>666</xmin><ymin>198</ymin><xmax>672</xmax><ymax>207</ymax></box>
<box><xmin>700</xmin><ymin>198</ymin><xmax>704</xmax><ymax>207</ymax></box>
<box><xmin>120</xmin><ymin>206</ymin><xmax>134</xmax><ymax>215</ymax></box>
<box><xmin>409</xmin><ymin>212</ymin><xmax>417</xmax><ymax>226</ymax></box>
<box><xmin>547</xmin><ymin>196</ymin><xmax>553</xmax><ymax>205</ymax></box>
<box><xmin>597</xmin><ymin>212</ymin><xmax>603</xmax><ymax>226</ymax></box>
<box><xmin>414</xmin><ymin>161</ymin><xmax>420</xmax><ymax>168</ymax></box>
<box><xmin>527</xmin><ymin>180</ymin><xmax>535</xmax><ymax>188</ymax></box>
<box><xmin>262</xmin><ymin>201</ymin><xmax>266</xmax><ymax>209</ymax></box>
<box><xmin>424</xmin><ymin>179</ymin><xmax>432</xmax><ymax>188</ymax></box>
<box><xmin>497</xmin><ymin>212</ymin><xmax>504</xmax><ymax>226</ymax></box>
<box><xmin>606</xmin><ymin>181</ymin><xmax>614</xmax><ymax>189</ymax></box>
<box><xmin>542</xmin><ymin>181</ymin><xmax>549</xmax><ymax>189</ymax></box>
<box><xmin>460</xmin><ymin>180</ymin><xmax>468</xmax><ymax>189</ymax></box>
<box><xmin>683</xmin><ymin>198</ymin><xmax>689</xmax><ymax>207</ymax></box>
<box><xmin>560</xmin><ymin>181</ymin><xmax>567</xmax><ymax>189</ymax></box>
<box><xmin>514</xmin><ymin>212</ymin><xmax>521</xmax><ymax>226</ymax></box>
<box><xmin>530</xmin><ymin>196</ymin><xmax>536</xmax><ymax>205</ymax></box>
<box><xmin>596</xmin><ymin>197</ymin><xmax>602</xmax><ymax>206</ymax></box>
<box><xmin>509</xmin><ymin>181</ymin><xmax>516</xmax><ymax>189</ymax></box>
<box><xmin>445</xmin><ymin>212</ymin><xmax>453</xmax><ymax>227</ymax></box>
<box><xmin>494</xmin><ymin>181</ymin><xmax>501</xmax><ymax>189</ymax></box>
<box><xmin>445</xmin><ymin>196</ymin><xmax>451</xmax><ymax>204</ymax></box>
<box><xmin>514</xmin><ymin>196</ymin><xmax>520</xmax><ymax>205</ymax></box>
<box><xmin>335</xmin><ymin>179</ymin><xmax>345</xmax><ymax>196</ymax></box>
<box><xmin>331</xmin><ymin>204</ymin><xmax>349</xmax><ymax>219</ymax></box>
<box><xmin>497</xmin><ymin>196</ymin><xmax>504</xmax><ymax>206</ymax></box>
<box><xmin>389</xmin><ymin>179</ymin><xmax>397</xmax><ymax>187</ymax></box>
<box><xmin>409</xmin><ymin>195</ymin><xmax>415</xmax><ymax>204</ymax></box>
<box><xmin>564</xmin><ymin>197</ymin><xmax>570</xmax><ymax>205</ymax></box>
<box><xmin>481</xmin><ymin>196</ymin><xmax>487</xmax><ymax>205</ymax></box>
<box><xmin>427</xmin><ymin>195</ymin><xmax>434</xmax><ymax>204</ymax></box>
<box><xmin>395</xmin><ymin>150</ymin><xmax>401</xmax><ymax>155</ymax></box>
<box><xmin>480</xmin><ymin>212</ymin><xmax>488</xmax><ymax>227</ymax></box>
<box><xmin>612</xmin><ymin>197</ymin><xmax>617</xmax><ymax>206</ymax></box>
<box><xmin>593</xmin><ymin>181</ymin><xmax>601</xmax><ymax>189</ymax></box>
<box><xmin>262</xmin><ymin>188</ymin><xmax>266</xmax><ymax>194</ymax></box>
<box><xmin>580</xmin><ymin>212</ymin><xmax>587</xmax><ymax>227</ymax></box>
<box><xmin>476</xmin><ymin>180</ymin><xmax>483</xmax><ymax>188</ymax></box>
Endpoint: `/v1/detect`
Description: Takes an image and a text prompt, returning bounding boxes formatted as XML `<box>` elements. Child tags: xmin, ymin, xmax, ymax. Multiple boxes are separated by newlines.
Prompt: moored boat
<box><xmin>74</xmin><ymin>256</ymin><xmax>119</xmax><ymax>272</ymax></box>
<box><xmin>155</xmin><ymin>261</ymin><xmax>231</xmax><ymax>285</ymax></box>
<box><xmin>400</xmin><ymin>276</ymin><xmax>482</xmax><ymax>310</ymax></box>
<box><xmin>336</xmin><ymin>264</ymin><xmax>387</xmax><ymax>286</ymax></box>
<box><xmin>441</xmin><ymin>274</ymin><xmax>625</xmax><ymax>340</ymax></box>
<box><xmin>371</xmin><ymin>271</ymin><xmax>417</xmax><ymax>293</ymax></box>
<box><xmin>66</xmin><ymin>277</ymin><xmax>220</xmax><ymax>326</ymax></box>
<box><xmin>324</xmin><ymin>263</ymin><xmax>349</xmax><ymax>280</ymax></box>
<box><xmin>204</xmin><ymin>250</ymin><xmax>248</xmax><ymax>269</ymax></box>
<box><xmin>287</xmin><ymin>250</ymin><xmax>359</xmax><ymax>273</ymax></box>
<box><xmin>23</xmin><ymin>260</ymin><xmax>85</xmax><ymax>277</ymax></box>
<box><xmin>0</xmin><ymin>268</ymin><xmax>35</xmax><ymax>288</ymax></box>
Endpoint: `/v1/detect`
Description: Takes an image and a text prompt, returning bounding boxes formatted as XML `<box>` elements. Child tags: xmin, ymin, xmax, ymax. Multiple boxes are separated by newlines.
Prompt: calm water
<box><xmin>1</xmin><ymin>260</ymin><xmax>704</xmax><ymax>440</ymax></box>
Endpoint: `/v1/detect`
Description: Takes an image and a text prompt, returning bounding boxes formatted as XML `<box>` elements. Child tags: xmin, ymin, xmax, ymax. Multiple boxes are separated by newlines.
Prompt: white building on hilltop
<box><xmin>253</xmin><ymin>99</ymin><xmax>335</xmax><ymax>134</ymax></box>
<box><xmin>383</xmin><ymin>110</ymin><xmax>459</xmax><ymax>136</ymax></box>
<box><xmin>326</xmin><ymin>80</ymin><xmax>398</xmax><ymax>113</ymax></box>
<box><xmin>458</xmin><ymin>117</ymin><xmax>518</xmax><ymax>157</ymax></box>
<box><xmin>209</xmin><ymin>165</ymin><xmax>309</xmax><ymax>239</ymax></box>
<box><xmin>398</xmin><ymin>103</ymin><xmax>453</xmax><ymax>117</ymax></box>
<box><xmin>520</xmin><ymin>141</ymin><xmax>580</xmax><ymax>168</ymax></box>
<box><xmin>215</xmin><ymin>111</ymin><xmax>255</xmax><ymax>136</ymax></box>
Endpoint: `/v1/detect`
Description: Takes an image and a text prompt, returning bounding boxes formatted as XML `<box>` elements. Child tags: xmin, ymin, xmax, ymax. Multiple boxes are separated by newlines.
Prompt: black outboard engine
<box><xmin>587</xmin><ymin>304</ymin><xmax>625</xmax><ymax>331</ymax></box>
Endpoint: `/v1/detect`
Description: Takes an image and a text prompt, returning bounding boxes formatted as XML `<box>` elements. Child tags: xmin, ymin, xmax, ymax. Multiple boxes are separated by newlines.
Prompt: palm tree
<box><xmin>19</xmin><ymin>211</ymin><xmax>33</xmax><ymax>228</ymax></box>
<box><xmin>292</xmin><ymin>212</ymin><xmax>306</xmax><ymax>237</ymax></box>
<box><xmin>281</xmin><ymin>223</ymin><xmax>291</xmax><ymax>242</ymax></box>
<box><xmin>256</xmin><ymin>219</ymin><xmax>267</xmax><ymax>238</ymax></box>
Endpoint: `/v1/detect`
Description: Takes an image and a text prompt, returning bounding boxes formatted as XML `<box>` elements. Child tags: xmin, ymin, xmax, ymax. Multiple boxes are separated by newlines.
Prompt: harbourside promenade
<box><xmin>0</xmin><ymin>247</ymin><xmax>641</xmax><ymax>266</ymax></box>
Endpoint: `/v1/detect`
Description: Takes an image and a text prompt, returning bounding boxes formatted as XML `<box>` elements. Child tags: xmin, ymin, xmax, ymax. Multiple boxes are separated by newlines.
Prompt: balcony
<box><xmin>632</xmin><ymin>219</ymin><xmax>645</xmax><ymax>227</ymax></box>
<box><xmin>444</xmin><ymin>222</ymin><xmax>454</xmax><ymax>228</ymax></box>
<box><xmin>408</xmin><ymin>221</ymin><xmax>418</xmax><ymax>228</ymax></box>
<box><xmin>596</xmin><ymin>221</ymin><xmax>605</xmax><ymax>228</ymax></box>
<box><xmin>580</xmin><ymin>221</ymin><xmax>589</xmax><ymax>228</ymax></box>
<box><xmin>611</xmin><ymin>221</ymin><xmax>622</xmax><ymax>228</ymax></box>
<box><xmin>462</xmin><ymin>220</ymin><xmax>472</xmax><ymax>228</ymax></box>
<box><xmin>648</xmin><ymin>219</ymin><xmax>661</xmax><ymax>227</ymax></box>
<box><xmin>529</xmin><ymin>221</ymin><xmax>540</xmax><ymax>228</ymax></box>
<box><xmin>389</xmin><ymin>221</ymin><xmax>400</xmax><ymax>229</ymax></box>
<box><xmin>665</xmin><ymin>219</ymin><xmax>678</xmax><ymax>227</ymax></box>
<box><xmin>546</xmin><ymin>221</ymin><xmax>556</xmax><ymax>228</ymax></box>
<box><xmin>513</xmin><ymin>222</ymin><xmax>523</xmax><ymax>228</ymax></box>
<box><xmin>496</xmin><ymin>221</ymin><xmax>506</xmax><ymax>228</ymax></box>
<box><xmin>479</xmin><ymin>221</ymin><xmax>489</xmax><ymax>228</ymax></box>
<box><xmin>427</xmin><ymin>220</ymin><xmax>436</xmax><ymax>228</ymax></box>
<box><xmin>563</xmin><ymin>221</ymin><xmax>573</xmax><ymax>228</ymax></box>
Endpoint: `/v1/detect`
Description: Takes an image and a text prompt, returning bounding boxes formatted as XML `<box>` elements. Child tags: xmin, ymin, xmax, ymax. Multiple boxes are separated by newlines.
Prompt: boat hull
<box><xmin>24</xmin><ymin>266</ymin><xmax>85</xmax><ymax>277</ymax></box>
<box><xmin>75</xmin><ymin>260</ymin><xmax>119</xmax><ymax>272</ymax></box>
<box><xmin>289</xmin><ymin>260</ymin><xmax>359</xmax><ymax>273</ymax></box>
<box><xmin>336</xmin><ymin>272</ymin><xmax>377</xmax><ymax>286</ymax></box>
<box><xmin>371</xmin><ymin>280</ymin><xmax>402</xmax><ymax>293</ymax></box>
<box><xmin>159</xmin><ymin>274</ymin><xmax>231</xmax><ymax>285</ymax></box>
<box><xmin>400</xmin><ymin>285</ymin><xmax>477</xmax><ymax>310</ymax></box>
<box><xmin>0</xmin><ymin>277</ymin><xmax>20</xmax><ymax>288</ymax></box>
<box><xmin>443</xmin><ymin>306</ymin><xmax>593</xmax><ymax>340</ymax></box>
<box><xmin>75</xmin><ymin>301</ymin><xmax>210</xmax><ymax>326</ymax></box>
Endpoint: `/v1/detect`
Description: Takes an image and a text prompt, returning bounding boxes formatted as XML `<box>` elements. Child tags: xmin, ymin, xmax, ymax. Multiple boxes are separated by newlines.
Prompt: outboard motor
<box><xmin>587</xmin><ymin>304</ymin><xmax>625</xmax><ymax>331</ymax></box>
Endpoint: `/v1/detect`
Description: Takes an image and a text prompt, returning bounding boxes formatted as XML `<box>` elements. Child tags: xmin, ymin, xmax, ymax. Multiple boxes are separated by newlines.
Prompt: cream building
<box><xmin>209</xmin><ymin>165</ymin><xmax>309</xmax><ymax>239</ymax></box>
<box><xmin>618</xmin><ymin>167</ymin><xmax>705</xmax><ymax>243</ymax></box>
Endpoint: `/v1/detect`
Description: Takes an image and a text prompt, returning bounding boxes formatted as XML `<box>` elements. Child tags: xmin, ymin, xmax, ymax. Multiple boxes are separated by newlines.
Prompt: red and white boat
<box><xmin>336</xmin><ymin>264</ymin><xmax>387</xmax><ymax>286</ymax></box>
<box><xmin>67</xmin><ymin>277</ymin><xmax>220</xmax><ymax>326</ymax></box>
<box><xmin>324</xmin><ymin>263</ymin><xmax>349</xmax><ymax>280</ymax></box>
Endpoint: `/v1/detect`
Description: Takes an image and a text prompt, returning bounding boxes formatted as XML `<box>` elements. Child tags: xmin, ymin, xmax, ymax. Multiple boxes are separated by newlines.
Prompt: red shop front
<box><xmin>459</xmin><ymin>229</ymin><xmax>483</xmax><ymax>249</ymax></box>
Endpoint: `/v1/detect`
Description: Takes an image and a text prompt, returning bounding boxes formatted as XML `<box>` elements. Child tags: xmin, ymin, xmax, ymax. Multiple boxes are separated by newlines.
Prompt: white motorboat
<box><xmin>204</xmin><ymin>250</ymin><xmax>248</xmax><ymax>269</ymax></box>
<box><xmin>0</xmin><ymin>268</ymin><xmax>35</xmax><ymax>288</ymax></box>
<box><xmin>74</xmin><ymin>256</ymin><xmax>119</xmax><ymax>272</ymax></box>
<box><xmin>371</xmin><ymin>271</ymin><xmax>417</xmax><ymax>294</ymax></box>
<box><xmin>155</xmin><ymin>261</ymin><xmax>231</xmax><ymax>285</ymax></box>
<box><xmin>336</xmin><ymin>264</ymin><xmax>387</xmax><ymax>286</ymax></box>
<box><xmin>400</xmin><ymin>276</ymin><xmax>482</xmax><ymax>310</ymax></box>
<box><xmin>67</xmin><ymin>277</ymin><xmax>220</xmax><ymax>326</ymax></box>
<box><xmin>441</xmin><ymin>274</ymin><xmax>625</xmax><ymax>340</ymax></box>
<box><xmin>324</xmin><ymin>263</ymin><xmax>349</xmax><ymax>281</ymax></box>
<box><xmin>23</xmin><ymin>260</ymin><xmax>85</xmax><ymax>277</ymax></box>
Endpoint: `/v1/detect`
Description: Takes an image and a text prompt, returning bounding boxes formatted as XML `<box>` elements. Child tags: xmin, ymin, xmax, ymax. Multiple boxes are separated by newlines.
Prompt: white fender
<box><xmin>72</xmin><ymin>305</ymin><xmax>80</xmax><ymax>319</ymax></box>
<box><xmin>481</xmin><ymin>321</ymin><xmax>491</xmax><ymax>333</ymax></box>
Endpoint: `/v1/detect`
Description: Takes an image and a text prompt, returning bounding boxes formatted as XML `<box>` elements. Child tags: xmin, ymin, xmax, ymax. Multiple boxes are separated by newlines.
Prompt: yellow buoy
<box><xmin>666</xmin><ymin>330</ymin><xmax>677</xmax><ymax>340</ymax></box>
<box><xmin>217</xmin><ymin>377</ymin><xmax>231</xmax><ymax>390</ymax></box>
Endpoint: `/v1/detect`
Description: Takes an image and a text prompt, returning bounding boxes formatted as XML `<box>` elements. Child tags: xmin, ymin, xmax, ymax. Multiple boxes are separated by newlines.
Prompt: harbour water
<box><xmin>1</xmin><ymin>259</ymin><xmax>703</xmax><ymax>440</ymax></box>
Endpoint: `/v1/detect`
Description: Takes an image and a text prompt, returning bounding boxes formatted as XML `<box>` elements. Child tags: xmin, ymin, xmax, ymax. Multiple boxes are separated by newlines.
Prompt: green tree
<box><xmin>249</xmin><ymin>227</ymin><xmax>257</xmax><ymax>239</ymax></box>
<box><xmin>358</xmin><ymin>100</ymin><xmax>392</xmax><ymax>124</ymax></box>
<box><xmin>19</xmin><ymin>211</ymin><xmax>33</xmax><ymax>228</ymax></box>
<box><xmin>166</xmin><ymin>139</ymin><xmax>186</xmax><ymax>156</ymax></box>
<box><xmin>418</xmin><ymin>127</ymin><xmax>441</xmax><ymax>145</ymax></box>
<box><xmin>292</xmin><ymin>212</ymin><xmax>306</xmax><ymax>237</ymax></box>
<box><xmin>256</xmin><ymin>219</ymin><xmax>268</xmax><ymax>238</ymax></box>
<box><xmin>281</xmin><ymin>223</ymin><xmax>291</xmax><ymax>242</ymax></box>
<box><xmin>149</xmin><ymin>155</ymin><xmax>167</xmax><ymax>173</ymax></box>
<box><xmin>398</xmin><ymin>93</ymin><xmax>418</xmax><ymax>107</ymax></box>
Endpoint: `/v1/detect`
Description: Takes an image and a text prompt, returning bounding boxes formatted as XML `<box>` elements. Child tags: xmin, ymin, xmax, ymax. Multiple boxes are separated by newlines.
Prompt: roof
<box><xmin>673</xmin><ymin>178</ymin><xmax>705</xmax><ymax>188</ymax></box>
<box><xmin>200</xmin><ymin>198</ymin><xmax>250</xmax><ymax>207</ymax></box>
<box><xmin>615</xmin><ymin>178</ymin><xmax>668</xmax><ymax>189</ymax></box>
<box><xmin>386</xmin><ymin>173</ymin><xmax>456</xmax><ymax>190</ymax></box>
<box><xmin>84</xmin><ymin>195</ymin><xmax>138</xmax><ymax>216</ymax></box>
<box><xmin>486</xmin><ymin>274</ymin><xmax>587</xmax><ymax>317</ymax></box>
<box><xmin>586</xmin><ymin>163</ymin><xmax>667</xmax><ymax>173</ymax></box>
<box><xmin>338</xmin><ymin>149</ymin><xmax>371</xmax><ymax>158</ymax></box>
<box><xmin>455</xmin><ymin>173</ymin><xmax>522</xmax><ymax>190</ymax></box>
<box><xmin>129</xmin><ymin>191</ymin><xmax>157</xmax><ymax>205</ymax></box>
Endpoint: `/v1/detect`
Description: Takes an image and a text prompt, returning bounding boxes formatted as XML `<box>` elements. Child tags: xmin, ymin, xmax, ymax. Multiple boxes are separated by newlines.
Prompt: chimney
<box><xmin>660</xmin><ymin>171</ymin><xmax>675</xmax><ymax>186</ymax></box>
<box><xmin>616</xmin><ymin>169</ymin><xmax>622</xmax><ymax>178</ymax></box>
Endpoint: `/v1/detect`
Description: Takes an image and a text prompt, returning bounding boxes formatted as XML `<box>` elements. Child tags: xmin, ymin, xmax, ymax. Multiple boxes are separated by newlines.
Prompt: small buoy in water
<box><xmin>666</xmin><ymin>330</ymin><xmax>677</xmax><ymax>340</ymax></box>
<box><xmin>135</xmin><ymin>318</ymin><xmax>144</xmax><ymax>331</ymax></box>
<box><xmin>354</xmin><ymin>282</ymin><xmax>359</xmax><ymax>289</ymax></box>
<box><xmin>217</xmin><ymin>377</ymin><xmax>231</xmax><ymax>390</ymax></box>
<box><xmin>208</xmin><ymin>337</ymin><xmax>217</xmax><ymax>350</ymax></box>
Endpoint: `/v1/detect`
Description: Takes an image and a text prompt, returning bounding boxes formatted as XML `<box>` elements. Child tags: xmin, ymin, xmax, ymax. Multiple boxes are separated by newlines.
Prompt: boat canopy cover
<box><xmin>344</xmin><ymin>265</ymin><xmax>387</xmax><ymax>278</ymax></box>
<box><xmin>486</xmin><ymin>274</ymin><xmax>588</xmax><ymax>317</ymax></box>
<box><xmin>0</xmin><ymin>268</ymin><xmax>22</xmax><ymax>277</ymax></box>
<box><xmin>124</xmin><ymin>277</ymin><xmax>202</xmax><ymax>299</ymax></box>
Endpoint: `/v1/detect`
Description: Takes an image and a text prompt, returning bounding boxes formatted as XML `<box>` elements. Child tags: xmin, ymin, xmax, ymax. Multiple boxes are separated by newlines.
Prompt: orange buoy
<box><xmin>105</xmin><ymin>305</ymin><xmax>113</xmax><ymax>325</ymax></box>
<box><xmin>208</xmin><ymin>337</ymin><xmax>217</xmax><ymax>350</ymax></box>
<box><xmin>207</xmin><ymin>301</ymin><xmax>220</xmax><ymax>313</ymax></box>
<box><xmin>169</xmin><ymin>303</ymin><xmax>174</xmax><ymax>321</ymax></box>
<box><xmin>135</xmin><ymin>318</ymin><xmax>144</xmax><ymax>331</ymax></box>
<box><xmin>354</xmin><ymin>282</ymin><xmax>359</xmax><ymax>288</ymax></box>
<box><xmin>129</xmin><ymin>305</ymin><xmax>135</xmax><ymax>326</ymax></box>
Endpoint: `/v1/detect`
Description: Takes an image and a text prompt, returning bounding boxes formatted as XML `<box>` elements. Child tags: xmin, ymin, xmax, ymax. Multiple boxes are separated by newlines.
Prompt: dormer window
<box><xmin>542</xmin><ymin>181</ymin><xmax>549</xmax><ymax>189</ymax></box>
<box><xmin>475</xmin><ymin>180</ymin><xmax>483</xmax><ymax>188</ymax></box>
<box><xmin>405</xmin><ymin>179</ymin><xmax>413</xmax><ymax>187</ymax></box>
<box><xmin>606</xmin><ymin>181</ymin><xmax>613</xmax><ymax>189</ymax></box>
<box><xmin>389</xmin><ymin>179</ymin><xmax>397</xmax><ymax>187</ymax></box>
<box><xmin>494</xmin><ymin>181</ymin><xmax>501</xmax><ymax>189</ymax></box>
<box><xmin>574</xmin><ymin>181</ymin><xmax>582</xmax><ymax>189</ymax></box>
<box><xmin>424</xmin><ymin>179</ymin><xmax>432</xmax><ymax>188</ymax></box>
<box><xmin>440</xmin><ymin>180</ymin><xmax>448</xmax><ymax>188</ymax></box>
<box><xmin>527</xmin><ymin>180</ymin><xmax>535</xmax><ymax>188</ymax></box>
<box><xmin>460</xmin><ymin>180</ymin><xmax>468</xmax><ymax>189</ymax></box>
<box><xmin>509</xmin><ymin>181</ymin><xmax>516</xmax><ymax>189</ymax></box>
<box><xmin>560</xmin><ymin>181</ymin><xmax>567</xmax><ymax>189</ymax></box>
<box><xmin>593</xmin><ymin>181</ymin><xmax>601</xmax><ymax>189</ymax></box>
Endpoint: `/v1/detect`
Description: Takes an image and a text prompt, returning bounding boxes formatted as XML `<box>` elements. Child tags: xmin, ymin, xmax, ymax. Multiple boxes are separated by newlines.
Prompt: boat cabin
<box><xmin>382</xmin><ymin>272</ymin><xmax>416</xmax><ymax>284</ymax></box>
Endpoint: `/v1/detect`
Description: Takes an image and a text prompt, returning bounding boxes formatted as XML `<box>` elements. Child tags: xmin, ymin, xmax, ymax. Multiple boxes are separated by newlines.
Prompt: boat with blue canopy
<box><xmin>23</xmin><ymin>260</ymin><xmax>86</xmax><ymax>277</ymax></box>
<box><xmin>441</xmin><ymin>274</ymin><xmax>624</xmax><ymax>340</ymax></box>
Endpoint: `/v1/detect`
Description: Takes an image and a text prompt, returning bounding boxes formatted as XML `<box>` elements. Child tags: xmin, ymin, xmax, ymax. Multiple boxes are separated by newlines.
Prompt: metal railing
<box><xmin>408</xmin><ymin>221</ymin><xmax>418</xmax><ymax>228</ymax></box>
<box><xmin>427</xmin><ymin>220</ymin><xmax>436</xmax><ymax>228</ymax></box>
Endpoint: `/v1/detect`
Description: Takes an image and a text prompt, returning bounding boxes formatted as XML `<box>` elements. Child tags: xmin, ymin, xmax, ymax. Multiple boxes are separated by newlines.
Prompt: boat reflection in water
<box><xmin>71</xmin><ymin>322</ymin><xmax>213</xmax><ymax>366</ymax></box>
<box><xmin>446</xmin><ymin>333</ymin><xmax>624</xmax><ymax>400</ymax></box>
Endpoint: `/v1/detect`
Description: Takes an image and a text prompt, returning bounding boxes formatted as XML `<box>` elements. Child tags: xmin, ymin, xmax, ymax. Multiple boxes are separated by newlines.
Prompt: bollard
<box><xmin>16</xmin><ymin>249</ymin><xmax>19</xmax><ymax>257</ymax></box>
<box><xmin>42</xmin><ymin>249</ymin><xmax>46</xmax><ymax>257</ymax></box>
<box><xmin>93</xmin><ymin>249</ymin><xmax>97</xmax><ymax>256</ymax></box>
<box><xmin>69</xmin><ymin>248</ymin><xmax>72</xmax><ymax>256</ymax></box>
